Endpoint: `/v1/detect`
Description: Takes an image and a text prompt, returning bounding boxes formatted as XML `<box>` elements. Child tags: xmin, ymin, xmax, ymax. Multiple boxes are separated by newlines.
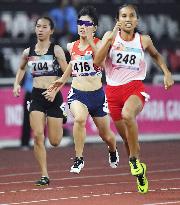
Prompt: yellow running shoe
<box><xmin>129</xmin><ymin>157</ymin><xmax>143</xmax><ymax>176</ymax></box>
<box><xmin>136</xmin><ymin>163</ymin><xmax>148</xmax><ymax>194</ymax></box>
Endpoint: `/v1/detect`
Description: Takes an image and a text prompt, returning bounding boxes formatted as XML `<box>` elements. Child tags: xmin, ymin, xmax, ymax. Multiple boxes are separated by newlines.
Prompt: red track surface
<box><xmin>0</xmin><ymin>141</ymin><xmax>180</xmax><ymax>205</ymax></box>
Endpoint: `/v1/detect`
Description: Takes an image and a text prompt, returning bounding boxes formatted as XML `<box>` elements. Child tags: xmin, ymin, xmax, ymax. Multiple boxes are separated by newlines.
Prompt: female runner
<box><xmin>43</xmin><ymin>6</ymin><xmax>119</xmax><ymax>174</ymax></box>
<box><xmin>94</xmin><ymin>4</ymin><xmax>174</xmax><ymax>193</ymax></box>
<box><xmin>13</xmin><ymin>16</ymin><xmax>68</xmax><ymax>185</ymax></box>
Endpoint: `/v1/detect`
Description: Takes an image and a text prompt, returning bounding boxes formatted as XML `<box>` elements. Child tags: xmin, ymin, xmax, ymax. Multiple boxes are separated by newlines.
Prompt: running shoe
<box><xmin>35</xmin><ymin>176</ymin><xmax>50</xmax><ymax>186</ymax></box>
<box><xmin>129</xmin><ymin>157</ymin><xmax>143</xmax><ymax>176</ymax></box>
<box><xmin>136</xmin><ymin>163</ymin><xmax>148</xmax><ymax>194</ymax></box>
<box><xmin>70</xmin><ymin>157</ymin><xmax>84</xmax><ymax>174</ymax></box>
<box><xmin>109</xmin><ymin>149</ymin><xmax>119</xmax><ymax>168</ymax></box>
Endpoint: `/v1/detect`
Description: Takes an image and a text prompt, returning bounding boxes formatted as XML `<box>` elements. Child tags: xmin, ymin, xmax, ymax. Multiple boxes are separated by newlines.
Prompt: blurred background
<box><xmin>0</xmin><ymin>0</ymin><xmax>180</xmax><ymax>149</ymax></box>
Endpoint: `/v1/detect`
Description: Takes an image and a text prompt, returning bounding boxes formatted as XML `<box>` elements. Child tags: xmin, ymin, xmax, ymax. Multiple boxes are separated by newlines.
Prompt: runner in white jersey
<box><xmin>94</xmin><ymin>4</ymin><xmax>174</xmax><ymax>194</ymax></box>
<box><xmin>106</xmin><ymin>32</ymin><xmax>146</xmax><ymax>85</ymax></box>
<box><xmin>43</xmin><ymin>6</ymin><xmax>119</xmax><ymax>174</ymax></box>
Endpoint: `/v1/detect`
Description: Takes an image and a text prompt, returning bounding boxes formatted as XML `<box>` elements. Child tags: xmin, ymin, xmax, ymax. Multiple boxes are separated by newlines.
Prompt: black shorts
<box><xmin>29</xmin><ymin>87</ymin><xmax>64</xmax><ymax>118</ymax></box>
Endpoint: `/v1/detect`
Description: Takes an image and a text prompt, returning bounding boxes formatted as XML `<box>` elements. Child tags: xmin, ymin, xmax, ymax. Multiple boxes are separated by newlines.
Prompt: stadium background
<box><xmin>0</xmin><ymin>0</ymin><xmax>180</xmax><ymax>147</ymax></box>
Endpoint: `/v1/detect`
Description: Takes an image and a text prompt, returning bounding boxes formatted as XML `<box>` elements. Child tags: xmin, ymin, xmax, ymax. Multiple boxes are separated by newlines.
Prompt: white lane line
<box><xmin>0</xmin><ymin>181</ymin><xmax>131</xmax><ymax>195</ymax></box>
<box><xmin>0</xmin><ymin>179</ymin><xmax>180</xmax><ymax>196</ymax></box>
<box><xmin>1</xmin><ymin>178</ymin><xmax>180</xmax><ymax>195</ymax></box>
<box><xmin>4</xmin><ymin>189</ymin><xmax>180</xmax><ymax>205</ymax></box>
<box><xmin>0</xmin><ymin>161</ymin><xmax>178</xmax><ymax>178</ymax></box>
<box><xmin>170</xmin><ymin>188</ymin><xmax>180</xmax><ymax>190</ymax></box>
<box><xmin>144</xmin><ymin>201</ymin><xmax>180</xmax><ymax>205</ymax></box>
<box><xmin>82</xmin><ymin>195</ymin><xmax>91</xmax><ymax>198</ymax></box>
<box><xmin>1</xmin><ymin>168</ymin><xmax>180</xmax><ymax>186</ymax></box>
<box><xmin>0</xmin><ymin>165</ymin><xmax>129</xmax><ymax>178</ymax></box>
<box><xmin>2</xmin><ymin>191</ymin><xmax>133</xmax><ymax>205</ymax></box>
<box><xmin>0</xmin><ymin>167</ymin><xmax>110</xmax><ymax>178</ymax></box>
<box><xmin>0</xmin><ymin>172</ymin><xmax>130</xmax><ymax>185</ymax></box>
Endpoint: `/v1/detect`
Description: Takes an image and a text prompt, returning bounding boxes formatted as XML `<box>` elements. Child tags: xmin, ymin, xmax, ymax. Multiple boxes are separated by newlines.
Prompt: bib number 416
<box><xmin>74</xmin><ymin>62</ymin><xmax>90</xmax><ymax>73</ymax></box>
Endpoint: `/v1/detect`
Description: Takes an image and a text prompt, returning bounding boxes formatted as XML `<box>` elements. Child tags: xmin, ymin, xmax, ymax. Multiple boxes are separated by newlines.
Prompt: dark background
<box><xmin>0</xmin><ymin>0</ymin><xmax>180</xmax><ymax>83</ymax></box>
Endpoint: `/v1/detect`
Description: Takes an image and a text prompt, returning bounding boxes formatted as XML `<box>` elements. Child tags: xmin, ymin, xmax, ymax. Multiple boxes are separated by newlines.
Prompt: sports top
<box><xmin>105</xmin><ymin>32</ymin><xmax>147</xmax><ymax>86</ymax></box>
<box><xmin>27</xmin><ymin>43</ymin><xmax>63</xmax><ymax>78</ymax></box>
<box><xmin>70</xmin><ymin>38</ymin><xmax>102</xmax><ymax>77</ymax></box>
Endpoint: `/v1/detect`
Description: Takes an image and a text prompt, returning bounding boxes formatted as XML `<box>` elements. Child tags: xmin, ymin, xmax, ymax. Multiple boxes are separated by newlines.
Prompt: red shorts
<box><xmin>106</xmin><ymin>80</ymin><xmax>146</xmax><ymax>121</ymax></box>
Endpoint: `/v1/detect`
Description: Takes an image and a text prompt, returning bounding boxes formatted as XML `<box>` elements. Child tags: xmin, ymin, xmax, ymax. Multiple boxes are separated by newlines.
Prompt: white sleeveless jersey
<box><xmin>105</xmin><ymin>32</ymin><xmax>147</xmax><ymax>86</ymax></box>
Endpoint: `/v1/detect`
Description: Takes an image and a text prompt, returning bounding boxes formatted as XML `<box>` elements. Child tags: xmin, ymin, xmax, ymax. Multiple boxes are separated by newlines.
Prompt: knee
<box><xmin>74</xmin><ymin>116</ymin><xmax>86</xmax><ymax>127</ymax></box>
<box><xmin>122</xmin><ymin>111</ymin><xmax>134</xmax><ymax>124</ymax></box>
<box><xmin>33</xmin><ymin>129</ymin><xmax>44</xmax><ymax>138</ymax></box>
<box><xmin>49</xmin><ymin>130</ymin><xmax>62</xmax><ymax>147</ymax></box>
<box><xmin>34</xmin><ymin>136</ymin><xmax>44</xmax><ymax>147</ymax></box>
<box><xmin>33</xmin><ymin>130</ymin><xmax>44</xmax><ymax>145</ymax></box>
<box><xmin>49</xmin><ymin>137</ymin><xmax>61</xmax><ymax>147</ymax></box>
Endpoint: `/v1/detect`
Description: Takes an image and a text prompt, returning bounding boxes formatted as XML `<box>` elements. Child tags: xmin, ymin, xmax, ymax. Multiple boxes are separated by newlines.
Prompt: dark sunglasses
<box><xmin>77</xmin><ymin>20</ymin><xmax>94</xmax><ymax>27</ymax></box>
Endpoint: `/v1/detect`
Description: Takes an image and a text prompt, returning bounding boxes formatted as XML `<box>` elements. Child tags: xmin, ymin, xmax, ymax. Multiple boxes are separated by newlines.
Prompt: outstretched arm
<box><xmin>13</xmin><ymin>48</ymin><xmax>29</xmax><ymax>97</ymax></box>
<box><xmin>94</xmin><ymin>22</ymin><xmax>121</xmax><ymax>66</ymax></box>
<box><xmin>42</xmin><ymin>63</ymin><xmax>72</xmax><ymax>102</ymax></box>
<box><xmin>142</xmin><ymin>35</ymin><xmax>174</xmax><ymax>90</ymax></box>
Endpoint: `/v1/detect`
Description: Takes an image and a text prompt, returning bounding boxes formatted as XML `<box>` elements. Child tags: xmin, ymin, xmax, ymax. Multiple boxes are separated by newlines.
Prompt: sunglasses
<box><xmin>77</xmin><ymin>20</ymin><xmax>94</xmax><ymax>27</ymax></box>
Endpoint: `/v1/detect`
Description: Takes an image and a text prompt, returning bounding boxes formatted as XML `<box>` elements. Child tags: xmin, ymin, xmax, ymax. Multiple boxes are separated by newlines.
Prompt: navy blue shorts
<box><xmin>67</xmin><ymin>87</ymin><xmax>107</xmax><ymax>117</ymax></box>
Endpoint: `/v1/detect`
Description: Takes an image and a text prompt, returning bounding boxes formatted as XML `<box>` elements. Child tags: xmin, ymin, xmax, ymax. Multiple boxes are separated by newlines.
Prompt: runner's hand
<box><xmin>42</xmin><ymin>89</ymin><xmax>57</xmax><ymax>102</ymax></box>
<box><xmin>47</xmin><ymin>79</ymin><xmax>64</xmax><ymax>92</ymax></box>
<box><xmin>164</xmin><ymin>72</ymin><xmax>174</xmax><ymax>90</ymax></box>
<box><xmin>13</xmin><ymin>84</ymin><xmax>21</xmax><ymax>97</ymax></box>
<box><xmin>108</xmin><ymin>21</ymin><xmax>121</xmax><ymax>42</ymax></box>
<box><xmin>42</xmin><ymin>79</ymin><xmax>63</xmax><ymax>102</ymax></box>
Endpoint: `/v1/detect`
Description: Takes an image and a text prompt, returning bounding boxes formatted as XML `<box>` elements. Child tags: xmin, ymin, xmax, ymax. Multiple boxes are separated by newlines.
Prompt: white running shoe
<box><xmin>109</xmin><ymin>149</ymin><xmax>119</xmax><ymax>168</ymax></box>
<box><xmin>70</xmin><ymin>157</ymin><xmax>84</xmax><ymax>174</ymax></box>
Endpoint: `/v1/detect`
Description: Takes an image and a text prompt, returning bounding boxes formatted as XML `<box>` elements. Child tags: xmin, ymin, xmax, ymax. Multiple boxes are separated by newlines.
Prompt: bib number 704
<box><xmin>32</xmin><ymin>62</ymin><xmax>48</xmax><ymax>71</ymax></box>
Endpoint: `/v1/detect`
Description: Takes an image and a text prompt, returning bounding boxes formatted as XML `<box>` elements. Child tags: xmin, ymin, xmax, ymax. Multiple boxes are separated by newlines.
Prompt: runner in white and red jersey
<box><xmin>44</xmin><ymin>6</ymin><xmax>119</xmax><ymax>174</ymax></box>
<box><xmin>94</xmin><ymin>4</ymin><xmax>174</xmax><ymax>194</ymax></box>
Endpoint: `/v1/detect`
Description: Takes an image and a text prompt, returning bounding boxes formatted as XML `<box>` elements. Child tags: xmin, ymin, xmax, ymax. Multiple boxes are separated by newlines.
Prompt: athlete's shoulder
<box><xmin>54</xmin><ymin>44</ymin><xmax>66</xmax><ymax>57</ymax></box>
<box><xmin>23</xmin><ymin>48</ymin><xmax>30</xmax><ymax>57</ymax></box>
<box><xmin>141</xmin><ymin>34</ymin><xmax>152</xmax><ymax>43</ymax></box>
<box><xmin>54</xmin><ymin>44</ymin><xmax>63</xmax><ymax>51</ymax></box>
<box><xmin>67</xmin><ymin>41</ymin><xmax>76</xmax><ymax>53</ymax></box>
<box><xmin>141</xmin><ymin>34</ymin><xmax>153</xmax><ymax>50</ymax></box>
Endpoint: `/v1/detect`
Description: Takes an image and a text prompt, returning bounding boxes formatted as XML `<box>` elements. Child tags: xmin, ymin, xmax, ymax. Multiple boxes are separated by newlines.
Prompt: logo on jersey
<box><xmin>85</xmin><ymin>51</ymin><xmax>93</xmax><ymax>55</ymax></box>
<box><xmin>113</xmin><ymin>42</ymin><xmax>142</xmax><ymax>55</ymax></box>
<box><xmin>72</xmin><ymin>54</ymin><xmax>93</xmax><ymax>61</ymax></box>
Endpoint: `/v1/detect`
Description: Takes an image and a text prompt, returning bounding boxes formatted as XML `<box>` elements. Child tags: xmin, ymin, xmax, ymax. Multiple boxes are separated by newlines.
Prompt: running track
<box><xmin>0</xmin><ymin>141</ymin><xmax>180</xmax><ymax>205</ymax></box>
